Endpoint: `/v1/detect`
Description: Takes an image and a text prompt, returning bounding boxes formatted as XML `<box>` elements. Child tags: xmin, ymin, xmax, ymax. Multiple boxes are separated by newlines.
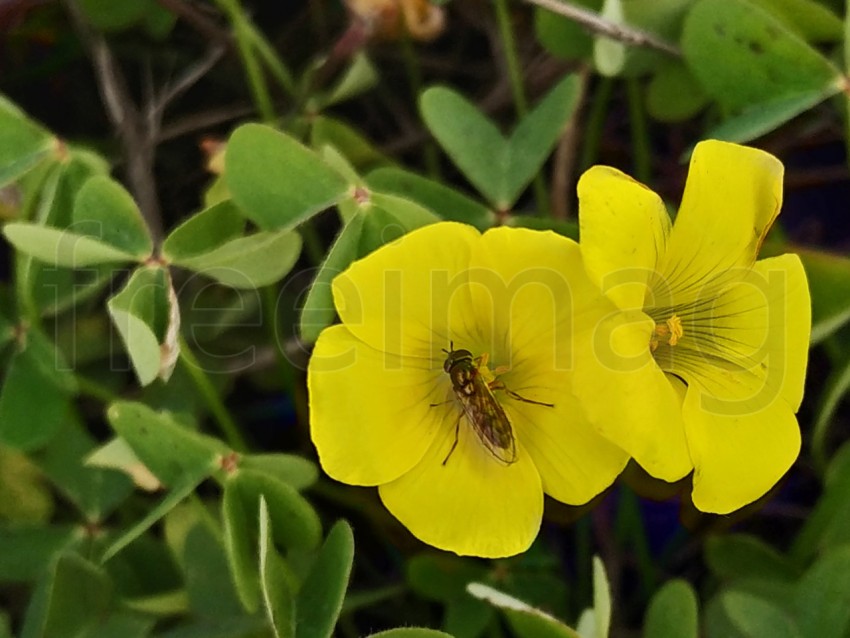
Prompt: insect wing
<box><xmin>459</xmin><ymin>375</ymin><xmax>517</xmax><ymax>464</ymax></box>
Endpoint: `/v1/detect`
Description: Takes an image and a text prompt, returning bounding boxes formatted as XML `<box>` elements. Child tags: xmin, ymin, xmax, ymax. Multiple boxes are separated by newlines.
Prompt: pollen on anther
<box><xmin>666</xmin><ymin>315</ymin><xmax>684</xmax><ymax>346</ymax></box>
<box><xmin>650</xmin><ymin>314</ymin><xmax>684</xmax><ymax>351</ymax></box>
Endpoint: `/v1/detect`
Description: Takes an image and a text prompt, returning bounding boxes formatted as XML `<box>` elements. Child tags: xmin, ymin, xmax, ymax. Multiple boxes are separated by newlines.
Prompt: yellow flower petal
<box><xmin>469</xmin><ymin>226</ymin><xmax>614</xmax><ymax>371</ymax></box>
<box><xmin>685</xmin><ymin>383</ymin><xmax>801</xmax><ymax>514</ymax></box>
<box><xmin>503</xmin><ymin>380</ymin><xmax>629</xmax><ymax>504</ymax></box>
<box><xmin>332</xmin><ymin>222</ymin><xmax>480</xmax><ymax>357</ymax></box>
<box><xmin>308</xmin><ymin>325</ymin><xmax>444</xmax><ymax>486</ymax></box>
<box><xmin>657</xmin><ymin>141</ymin><xmax>783</xmax><ymax>293</ymax></box>
<box><xmin>655</xmin><ymin>254</ymin><xmax>810</xmax><ymax>413</ymax></box>
<box><xmin>577</xmin><ymin>166</ymin><xmax>671</xmax><ymax>311</ymax></box>
<box><xmin>460</xmin><ymin>226</ymin><xmax>630</xmax><ymax>501</ymax></box>
<box><xmin>752</xmin><ymin>254</ymin><xmax>810</xmax><ymax>410</ymax></box>
<box><xmin>571</xmin><ymin>311</ymin><xmax>692</xmax><ymax>482</ymax></box>
<box><xmin>379</xmin><ymin>410</ymin><xmax>543</xmax><ymax>558</ymax></box>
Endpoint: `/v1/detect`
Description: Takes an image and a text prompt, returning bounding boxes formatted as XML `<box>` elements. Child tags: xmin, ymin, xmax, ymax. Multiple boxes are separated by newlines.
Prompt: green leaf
<box><xmin>239</xmin><ymin>454</ymin><xmax>319</xmax><ymax>490</ymax></box>
<box><xmin>141</xmin><ymin>0</ymin><xmax>178</xmax><ymax>38</ymax></box>
<box><xmin>706</xmin><ymin>534</ymin><xmax>801</xmax><ymax>582</ymax></box>
<box><xmin>594</xmin><ymin>0</ymin><xmax>627</xmax><ymax>76</ymax></box>
<box><xmin>406</xmin><ymin>554</ymin><xmax>493</xmax><ymax>637</ymax></box>
<box><xmin>701</xmin><ymin>91</ymin><xmax>836</xmax><ymax>144</ymax></box>
<box><xmin>101</xmin><ymin>401</ymin><xmax>227</xmax><ymax>562</ymax></box>
<box><xmin>170</xmin><ymin>229</ymin><xmax>302</xmax><ymax>289</ymax></box>
<box><xmin>798</xmin><ymin>248</ymin><xmax>850</xmax><ymax>344</ymax></box>
<box><xmin>407</xmin><ymin>554</ymin><xmax>489</xmax><ymax>602</ymax></box>
<box><xmin>590</xmin><ymin>555</ymin><xmax>611</xmax><ymax>638</ymax></box>
<box><xmin>793</xmin><ymin>546</ymin><xmax>850</xmax><ymax>638</ymax></box>
<box><xmin>310</xmin><ymin>116</ymin><xmax>389</xmax><ymax>171</ymax></box>
<box><xmin>225</xmin><ymin>123</ymin><xmax>349</xmax><ymax>230</ymax></box>
<box><xmin>747</xmin><ymin>0</ymin><xmax>844</xmax><ymax>42</ymax></box>
<box><xmin>17</xmin><ymin>156</ymin><xmax>119</xmax><ymax>315</ymax></box>
<box><xmin>0</xmin><ymin>328</ymin><xmax>76</xmax><ymax>451</ymax></box>
<box><xmin>0</xmin><ymin>94</ymin><xmax>55</xmax><ymax>186</ymax></box>
<box><xmin>358</xmin><ymin>192</ymin><xmax>439</xmax><ymax>255</ymax></box>
<box><xmin>299</xmin><ymin>213</ymin><xmax>365</xmax><ymax>343</ymax></box>
<box><xmin>166</xmin><ymin>514</ymin><xmax>244</xmax><ymax>618</ymax></box>
<box><xmin>420</xmin><ymin>75</ymin><xmax>581</xmax><ymax>209</ymax></box>
<box><xmin>446</xmin><ymin>596</ymin><xmax>495</xmax><ymax>637</ymax></box>
<box><xmin>317</xmin><ymin>52</ymin><xmax>379</xmax><ymax>108</ymax></box>
<box><xmin>223</xmin><ymin>469</ymin><xmax>322</xmax><ymax>611</ymax></box>
<box><xmin>791</xmin><ymin>442</ymin><xmax>850</xmax><ymax>562</ymax></box>
<box><xmin>107</xmin><ymin>265</ymin><xmax>180</xmax><ymax>386</ymax></box>
<box><xmin>101</xmin><ymin>470</ymin><xmax>207</xmax><ymax>564</ymax></box>
<box><xmin>365</xmin><ymin>630</ymin><xmax>455</xmax><ymax>638</ymax></box>
<box><xmin>20</xmin><ymin>552</ymin><xmax>113</xmax><ymax>638</ymax></box>
<box><xmin>534</xmin><ymin>0</ymin><xmax>601</xmax><ymax>61</ymax></box>
<box><xmin>162</xmin><ymin>201</ymin><xmax>245</xmax><ymax>260</ymax></box>
<box><xmin>812</xmin><ymin>351</ymin><xmax>850</xmax><ymax>470</ymax></box>
<box><xmin>646</xmin><ymin>60</ymin><xmax>708</xmax><ymax>122</ymax></box>
<box><xmin>845</xmin><ymin>0</ymin><xmax>849</xmax><ymax>73</ymax></box>
<box><xmin>85</xmin><ymin>437</ymin><xmax>162</xmax><ymax>491</ymax></box>
<box><xmin>719</xmin><ymin>591</ymin><xmax>801</xmax><ymax>638</ymax></box>
<box><xmin>106</xmin><ymin>401</ymin><xmax>225</xmax><ymax>487</ymax></box>
<box><xmin>124</xmin><ymin>590</ymin><xmax>190</xmax><ymax>617</ymax></box>
<box><xmin>4</xmin><ymin>223</ymin><xmax>139</xmax><ymax>267</ymax></box>
<box><xmin>155</xmin><ymin>617</ymin><xmax>269</xmax><ymax>638</ymax></box>
<box><xmin>77</xmin><ymin>0</ymin><xmax>153</xmax><ymax>30</ymax></box>
<box><xmin>468</xmin><ymin>583</ymin><xmax>580</xmax><ymax>638</ymax></box>
<box><xmin>643</xmin><ymin>580</ymin><xmax>698</xmax><ymax>638</ymax></box>
<box><xmin>319</xmin><ymin>145</ymin><xmax>363</xmax><ymax>188</ymax></box>
<box><xmin>72</xmin><ymin>175</ymin><xmax>153</xmax><ymax>259</ymax></box>
<box><xmin>83</xmin><ymin>613</ymin><xmax>155</xmax><ymax>638</ymax></box>
<box><xmin>682</xmin><ymin>0</ymin><xmax>843</xmax><ymax>112</ymax></box>
<box><xmin>259</xmin><ymin>497</ymin><xmax>296</xmax><ymax>638</ymax></box>
<box><xmin>35</xmin><ymin>417</ymin><xmax>134</xmax><ymax>523</ymax></box>
<box><xmin>508</xmin><ymin>611</ymin><xmax>581</xmax><ymax>638</ymax></box>
<box><xmin>295</xmin><ymin>520</ymin><xmax>355</xmax><ymax>638</ymax></box>
<box><xmin>366</xmin><ymin>167</ymin><xmax>495</xmax><ymax>229</ymax></box>
<box><xmin>0</xmin><ymin>525</ymin><xmax>80</xmax><ymax>583</ymax></box>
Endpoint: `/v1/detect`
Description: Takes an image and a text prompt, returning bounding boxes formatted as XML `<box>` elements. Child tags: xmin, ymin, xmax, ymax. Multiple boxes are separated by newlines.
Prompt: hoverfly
<box><xmin>439</xmin><ymin>343</ymin><xmax>553</xmax><ymax>466</ymax></box>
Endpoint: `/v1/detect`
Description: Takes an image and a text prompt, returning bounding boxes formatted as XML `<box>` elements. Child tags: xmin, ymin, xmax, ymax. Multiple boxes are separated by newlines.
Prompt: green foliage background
<box><xmin>0</xmin><ymin>0</ymin><xmax>849</xmax><ymax>635</ymax></box>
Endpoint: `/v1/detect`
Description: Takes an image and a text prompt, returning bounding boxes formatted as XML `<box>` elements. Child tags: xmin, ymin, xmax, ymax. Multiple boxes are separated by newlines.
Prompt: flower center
<box><xmin>650</xmin><ymin>314</ymin><xmax>683</xmax><ymax>352</ymax></box>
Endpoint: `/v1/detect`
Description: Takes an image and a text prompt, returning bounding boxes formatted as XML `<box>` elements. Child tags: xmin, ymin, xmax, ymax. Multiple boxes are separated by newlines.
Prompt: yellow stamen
<box><xmin>650</xmin><ymin>315</ymin><xmax>684</xmax><ymax>351</ymax></box>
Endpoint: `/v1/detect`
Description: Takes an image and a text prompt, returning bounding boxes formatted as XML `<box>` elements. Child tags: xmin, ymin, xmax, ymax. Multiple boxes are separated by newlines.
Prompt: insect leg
<box><xmin>489</xmin><ymin>380</ymin><xmax>554</xmax><ymax>407</ymax></box>
<box><xmin>442</xmin><ymin>412</ymin><xmax>463</xmax><ymax>466</ymax></box>
<box><xmin>504</xmin><ymin>388</ymin><xmax>554</xmax><ymax>407</ymax></box>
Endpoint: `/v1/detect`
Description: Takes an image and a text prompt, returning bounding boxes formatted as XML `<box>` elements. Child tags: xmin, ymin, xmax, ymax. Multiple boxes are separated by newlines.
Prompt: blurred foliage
<box><xmin>0</xmin><ymin>0</ymin><xmax>848</xmax><ymax>635</ymax></box>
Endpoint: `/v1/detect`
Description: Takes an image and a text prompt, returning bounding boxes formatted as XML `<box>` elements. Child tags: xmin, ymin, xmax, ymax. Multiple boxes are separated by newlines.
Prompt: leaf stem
<box><xmin>178</xmin><ymin>335</ymin><xmax>249</xmax><ymax>452</ymax></box>
<box><xmin>492</xmin><ymin>0</ymin><xmax>550</xmax><ymax>215</ymax></box>
<box><xmin>493</xmin><ymin>0</ymin><xmax>528</xmax><ymax>116</ymax></box>
<box><xmin>399</xmin><ymin>32</ymin><xmax>441</xmax><ymax>179</ymax></box>
<box><xmin>215</xmin><ymin>0</ymin><xmax>277</xmax><ymax>123</ymax></box>
<box><xmin>811</xmin><ymin>351</ymin><xmax>850</xmax><ymax>474</ymax></box>
<box><xmin>614</xmin><ymin>486</ymin><xmax>657</xmax><ymax>599</ymax></box>
<box><xmin>261</xmin><ymin>285</ymin><xmax>296</xmax><ymax>395</ymax></box>
<box><xmin>522</xmin><ymin>0</ymin><xmax>681</xmax><ymax>57</ymax></box>
<box><xmin>626</xmin><ymin>77</ymin><xmax>651</xmax><ymax>183</ymax></box>
<box><xmin>76</xmin><ymin>375</ymin><xmax>120</xmax><ymax>404</ymax></box>
<box><xmin>579</xmin><ymin>77</ymin><xmax>614</xmax><ymax>172</ymax></box>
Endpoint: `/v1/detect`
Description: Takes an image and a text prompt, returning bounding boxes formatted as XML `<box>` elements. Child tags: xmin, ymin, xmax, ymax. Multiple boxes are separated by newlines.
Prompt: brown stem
<box><xmin>550</xmin><ymin>66</ymin><xmax>590</xmax><ymax>220</ymax></box>
<box><xmin>154</xmin><ymin>0</ymin><xmax>233</xmax><ymax>48</ymax></box>
<box><xmin>523</xmin><ymin>0</ymin><xmax>681</xmax><ymax>57</ymax></box>
<box><xmin>64</xmin><ymin>0</ymin><xmax>165</xmax><ymax>243</ymax></box>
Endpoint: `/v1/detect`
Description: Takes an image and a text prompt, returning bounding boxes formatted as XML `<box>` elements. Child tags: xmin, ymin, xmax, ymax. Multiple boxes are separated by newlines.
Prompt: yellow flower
<box><xmin>308</xmin><ymin>222</ymin><xmax>628</xmax><ymax>557</ymax></box>
<box><xmin>573</xmin><ymin>140</ymin><xmax>811</xmax><ymax>514</ymax></box>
